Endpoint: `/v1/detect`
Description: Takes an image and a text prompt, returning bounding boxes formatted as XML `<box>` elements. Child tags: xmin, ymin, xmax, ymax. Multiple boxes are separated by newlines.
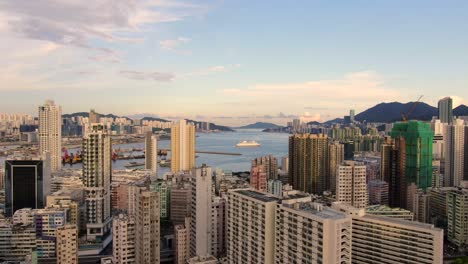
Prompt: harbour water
<box><xmin>63</xmin><ymin>129</ymin><xmax>289</xmax><ymax>174</ymax></box>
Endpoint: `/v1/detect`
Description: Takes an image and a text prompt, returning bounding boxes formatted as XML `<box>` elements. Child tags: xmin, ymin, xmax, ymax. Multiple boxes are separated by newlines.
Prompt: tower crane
<box><xmin>401</xmin><ymin>95</ymin><xmax>424</xmax><ymax>121</ymax></box>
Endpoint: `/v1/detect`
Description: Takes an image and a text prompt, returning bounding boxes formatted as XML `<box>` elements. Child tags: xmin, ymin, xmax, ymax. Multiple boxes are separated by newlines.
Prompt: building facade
<box><xmin>82</xmin><ymin>124</ymin><xmax>112</xmax><ymax>241</ymax></box>
<box><xmin>336</xmin><ymin>161</ymin><xmax>368</xmax><ymax>209</ymax></box>
<box><xmin>38</xmin><ymin>100</ymin><xmax>62</xmax><ymax>172</ymax></box>
<box><xmin>171</xmin><ymin>120</ymin><xmax>195</xmax><ymax>172</ymax></box>
<box><xmin>289</xmin><ymin>134</ymin><xmax>329</xmax><ymax>194</ymax></box>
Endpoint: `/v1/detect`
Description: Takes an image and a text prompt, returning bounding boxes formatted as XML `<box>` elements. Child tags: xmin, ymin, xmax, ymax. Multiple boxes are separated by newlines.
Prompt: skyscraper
<box><xmin>134</xmin><ymin>188</ymin><xmax>160</xmax><ymax>264</ymax></box>
<box><xmin>190</xmin><ymin>165</ymin><xmax>212</xmax><ymax>257</ymax></box>
<box><xmin>251</xmin><ymin>155</ymin><xmax>278</xmax><ymax>180</ymax></box>
<box><xmin>4</xmin><ymin>158</ymin><xmax>51</xmax><ymax>217</ymax></box>
<box><xmin>336</xmin><ymin>161</ymin><xmax>368</xmax><ymax>208</ymax></box>
<box><xmin>89</xmin><ymin>109</ymin><xmax>100</xmax><ymax>124</ymax></box>
<box><xmin>82</xmin><ymin>124</ymin><xmax>112</xmax><ymax>241</ymax></box>
<box><xmin>38</xmin><ymin>100</ymin><xmax>62</xmax><ymax>172</ymax></box>
<box><xmin>328</xmin><ymin>141</ymin><xmax>344</xmax><ymax>193</ymax></box>
<box><xmin>444</xmin><ymin>119</ymin><xmax>466</xmax><ymax>187</ymax></box>
<box><xmin>171</xmin><ymin>120</ymin><xmax>196</xmax><ymax>172</ymax></box>
<box><xmin>289</xmin><ymin>134</ymin><xmax>329</xmax><ymax>194</ymax></box>
<box><xmin>350</xmin><ymin>109</ymin><xmax>355</xmax><ymax>123</ymax></box>
<box><xmin>438</xmin><ymin>96</ymin><xmax>453</xmax><ymax>124</ymax></box>
<box><xmin>447</xmin><ymin>183</ymin><xmax>468</xmax><ymax>249</ymax></box>
<box><xmin>145</xmin><ymin>131</ymin><xmax>158</xmax><ymax>176</ymax></box>
<box><xmin>390</xmin><ymin>121</ymin><xmax>433</xmax><ymax>208</ymax></box>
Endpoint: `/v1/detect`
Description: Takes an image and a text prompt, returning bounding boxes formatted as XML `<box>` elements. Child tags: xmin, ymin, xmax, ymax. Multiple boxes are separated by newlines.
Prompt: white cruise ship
<box><xmin>235</xmin><ymin>140</ymin><xmax>261</xmax><ymax>147</ymax></box>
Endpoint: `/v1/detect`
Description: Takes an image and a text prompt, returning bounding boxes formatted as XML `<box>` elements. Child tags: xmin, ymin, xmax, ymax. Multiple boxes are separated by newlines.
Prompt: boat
<box><xmin>124</xmin><ymin>161</ymin><xmax>145</xmax><ymax>168</ymax></box>
<box><xmin>235</xmin><ymin>140</ymin><xmax>261</xmax><ymax>147</ymax></box>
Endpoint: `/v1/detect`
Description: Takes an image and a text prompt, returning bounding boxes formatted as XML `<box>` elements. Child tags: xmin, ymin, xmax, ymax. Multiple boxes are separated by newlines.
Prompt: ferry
<box><xmin>236</xmin><ymin>140</ymin><xmax>261</xmax><ymax>147</ymax></box>
<box><xmin>124</xmin><ymin>161</ymin><xmax>145</xmax><ymax>168</ymax></box>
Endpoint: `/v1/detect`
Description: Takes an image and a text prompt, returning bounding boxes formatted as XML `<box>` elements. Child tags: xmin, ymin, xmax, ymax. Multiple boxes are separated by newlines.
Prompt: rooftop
<box><xmin>288</xmin><ymin>202</ymin><xmax>349</xmax><ymax>220</ymax></box>
<box><xmin>366</xmin><ymin>205</ymin><xmax>412</xmax><ymax>213</ymax></box>
<box><xmin>234</xmin><ymin>189</ymin><xmax>280</xmax><ymax>203</ymax></box>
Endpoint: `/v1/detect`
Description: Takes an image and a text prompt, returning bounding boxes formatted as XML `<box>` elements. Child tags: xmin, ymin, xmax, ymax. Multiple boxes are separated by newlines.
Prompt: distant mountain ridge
<box><xmin>320</xmin><ymin>102</ymin><xmax>468</xmax><ymax>124</ymax></box>
<box><xmin>238</xmin><ymin>122</ymin><xmax>281</xmax><ymax>129</ymax></box>
<box><xmin>63</xmin><ymin>113</ymin><xmax>233</xmax><ymax>131</ymax></box>
<box><xmin>63</xmin><ymin>112</ymin><xmax>131</xmax><ymax>120</ymax></box>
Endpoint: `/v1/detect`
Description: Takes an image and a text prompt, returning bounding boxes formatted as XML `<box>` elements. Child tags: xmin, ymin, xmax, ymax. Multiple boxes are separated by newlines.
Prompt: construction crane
<box><xmin>401</xmin><ymin>95</ymin><xmax>424</xmax><ymax>121</ymax></box>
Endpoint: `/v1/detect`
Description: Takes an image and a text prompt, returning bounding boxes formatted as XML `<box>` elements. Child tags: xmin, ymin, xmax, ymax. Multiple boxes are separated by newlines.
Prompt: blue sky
<box><xmin>0</xmin><ymin>0</ymin><xmax>467</xmax><ymax>125</ymax></box>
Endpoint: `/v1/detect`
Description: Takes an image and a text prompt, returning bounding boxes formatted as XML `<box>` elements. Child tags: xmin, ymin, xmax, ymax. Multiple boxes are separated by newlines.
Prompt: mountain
<box><xmin>454</xmin><ymin>105</ymin><xmax>468</xmax><ymax>116</ymax></box>
<box><xmin>141</xmin><ymin>116</ymin><xmax>170</xmax><ymax>122</ymax></box>
<box><xmin>63</xmin><ymin>112</ymin><xmax>131</xmax><ymax>120</ymax></box>
<box><xmin>239</xmin><ymin>122</ymin><xmax>281</xmax><ymax>129</ymax></box>
<box><xmin>354</xmin><ymin>102</ymin><xmax>438</xmax><ymax>123</ymax></box>
<box><xmin>323</xmin><ymin>118</ymin><xmax>344</xmax><ymax>125</ymax></box>
<box><xmin>184</xmin><ymin>119</ymin><xmax>234</xmax><ymax>132</ymax></box>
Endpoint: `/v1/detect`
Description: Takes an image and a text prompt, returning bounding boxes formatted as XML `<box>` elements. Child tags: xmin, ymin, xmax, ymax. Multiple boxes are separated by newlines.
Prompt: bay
<box><xmin>64</xmin><ymin>129</ymin><xmax>289</xmax><ymax>175</ymax></box>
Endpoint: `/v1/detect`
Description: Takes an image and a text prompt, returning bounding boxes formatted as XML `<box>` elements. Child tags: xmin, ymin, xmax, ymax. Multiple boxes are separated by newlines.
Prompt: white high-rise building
<box><xmin>82</xmin><ymin>124</ymin><xmax>112</xmax><ymax>241</ymax></box>
<box><xmin>190</xmin><ymin>165</ymin><xmax>212</xmax><ymax>257</ymax></box>
<box><xmin>113</xmin><ymin>214</ymin><xmax>136</xmax><ymax>264</ymax></box>
<box><xmin>444</xmin><ymin>119</ymin><xmax>466</xmax><ymax>187</ymax></box>
<box><xmin>333</xmin><ymin>203</ymin><xmax>443</xmax><ymax>264</ymax></box>
<box><xmin>276</xmin><ymin>199</ymin><xmax>352</xmax><ymax>263</ymax></box>
<box><xmin>227</xmin><ymin>189</ymin><xmax>279</xmax><ymax>263</ymax></box>
<box><xmin>38</xmin><ymin>100</ymin><xmax>62</xmax><ymax>172</ymax></box>
<box><xmin>145</xmin><ymin>131</ymin><xmax>158</xmax><ymax>176</ymax></box>
<box><xmin>336</xmin><ymin>161</ymin><xmax>368</xmax><ymax>208</ymax></box>
<box><xmin>56</xmin><ymin>224</ymin><xmax>79</xmax><ymax>264</ymax></box>
<box><xmin>171</xmin><ymin>120</ymin><xmax>195</xmax><ymax>172</ymax></box>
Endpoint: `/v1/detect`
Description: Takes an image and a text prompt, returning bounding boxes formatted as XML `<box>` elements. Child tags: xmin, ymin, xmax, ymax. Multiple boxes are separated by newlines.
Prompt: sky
<box><xmin>0</xmin><ymin>0</ymin><xmax>467</xmax><ymax>126</ymax></box>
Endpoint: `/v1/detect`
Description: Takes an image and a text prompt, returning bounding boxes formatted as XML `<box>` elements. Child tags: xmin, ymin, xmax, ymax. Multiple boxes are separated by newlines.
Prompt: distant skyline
<box><xmin>1</xmin><ymin>0</ymin><xmax>467</xmax><ymax>126</ymax></box>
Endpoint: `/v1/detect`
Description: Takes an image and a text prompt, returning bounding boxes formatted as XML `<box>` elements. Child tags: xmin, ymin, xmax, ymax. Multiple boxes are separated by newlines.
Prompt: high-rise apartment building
<box><xmin>438</xmin><ymin>96</ymin><xmax>453</xmax><ymax>124</ymax></box>
<box><xmin>447</xmin><ymin>184</ymin><xmax>468</xmax><ymax>248</ymax></box>
<box><xmin>190</xmin><ymin>165</ymin><xmax>212</xmax><ymax>257</ymax></box>
<box><xmin>211</xmin><ymin>196</ymin><xmax>226</xmax><ymax>258</ymax></box>
<box><xmin>171</xmin><ymin>120</ymin><xmax>195</xmax><ymax>172</ymax></box>
<box><xmin>171</xmin><ymin>182</ymin><xmax>192</xmax><ymax>225</ymax></box>
<box><xmin>367</xmin><ymin>179</ymin><xmax>389</xmax><ymax>205</ymax></box>
<box><xmin>336</xmin><ymin>161</ymin><xmax>368</xmax><ymax>208</ymax></box>
<box><xmin>151</xmin><ymin>179</ymin><xmax>170</xmax><ymax>219</ymax></box>
<box><xmin>0</xmin><ymin>220</ymin><xmax>36</xmax><ymax>261</ymax></box>
<box><xmin>56</xmin><ymin>224</ymin><xmax>79</xmax><ymax>264</ymax></box>
<box><xmin>145</xmin><ymin>131</ymin><xmax>158</xmax><ymax>176</ymax></box>
<box><xmin>113</xmin><ymin>214</ymin><xmax>136</xmax><ymax>264</ymax></box>
<box><xmin>281</xmin><ymin>156</ymin><xmax>289</xmax><ymax>174</ymax></box>
<box><xmin>175</xmin><ymin>217</ymin><xmax>191</xmax><ymax>264</ymax></box>
<box><xmin>389</xmin><ymin>121</ymin><xmax>433</xmax><ymax>208</ymax></box>
<box><xmin>82</xmin><ymin>124</ymin><xmax>112</xmax><ymax>241</ymax></box>
<box><xmin>444</xmin><ymin>119</ymin><xmax>466</xmax><ymax>187</ymax></box>
<box><xmin>227</xmin><ymin>190</ymin><xmax>279</xmax><ymax>263</ymax></box>
<box><xmin>134</xmin><ymin>187</ymin><xmax>160</xmax><ymax>264</ymax></box>
<box><xmin>333</xmin><ymin>203</ymin><xmax>443</xmax><ymax>264</ymax></box>
<box><xmin>275</xmin><ymin>200</ymin><xmax>352</xmax><ymax>263</ymax></box>
<box><xmin>89</xmin><ymin>109</ymin><xmax>100</xmax><ymax>124</ymax></box>
<box><xmin>251</xmin><ymin>155</ymin><xmax>278</xmax><ymax>180</ymax></box>
<box><xmin>289</xmin><ymin>134</ymin><xmax>329</xmax><ymax>194</ymax></box>
<box><xmin>4</xmin><ymin>158</ymin><xmax>51</xmax><ymax>217</ymax></box>
<box><xmin>328</xmin><ymin>141</ymin><xmax>344</xmax><ymax>193</ymax></box>
<box><xmin>250</xmin><ymin>165</ymin><xmax>267</xmax><ymax>191</ymax></box>
<box><xmin>38</xmin><ymin>100</ymin><xmax>62</xmax><ymax>172</ymax></box>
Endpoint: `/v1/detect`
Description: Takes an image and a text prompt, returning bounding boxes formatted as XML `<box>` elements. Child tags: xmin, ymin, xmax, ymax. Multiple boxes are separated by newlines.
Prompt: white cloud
<box><xmin>159</xmin><ymin>37</ymin><xmax>191</xmax><ymax>53</ymax></box>
<box><xmin>120</xmin><ymin>70</ymin><xmax>175</xmax><ymax>82</ymax></box>
<box><xmin>218</xmin><ymin>70</ymin><xmax>402</xmax><ymax>122</ymax></box>
<box><xmin>185</xmin><ymin>64</ymin><xmax>241</xmax><ymax>77</ymax></box>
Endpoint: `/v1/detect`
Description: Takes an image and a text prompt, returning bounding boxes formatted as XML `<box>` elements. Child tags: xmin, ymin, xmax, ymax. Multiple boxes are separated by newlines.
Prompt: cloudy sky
<box><xmin>1</xmin><ymin>0</ymin><xmax>467</xmax><ymax>126</ymax></box>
